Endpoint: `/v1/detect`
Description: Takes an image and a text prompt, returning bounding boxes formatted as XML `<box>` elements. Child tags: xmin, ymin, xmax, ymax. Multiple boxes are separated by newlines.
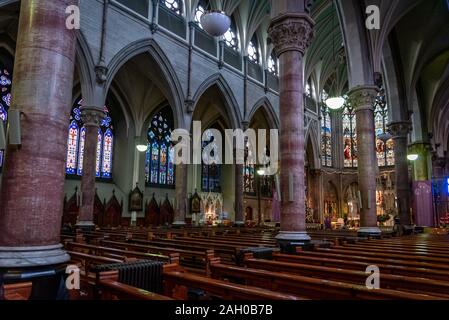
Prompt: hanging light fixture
<box><xmin>377</xmin><ymin>131</ymin><xmax>392</xmax><ymax>142</ymax></box>
<box><xmin>324</xmin><ymin>1</ymin><xmax>345</xmax><ymax>111</ymax></box>
<box><xmin>326</xmin><ymin>96</ymin><xmax>345</xmax><ymax>110</ymax></box>
<box><xmin>136</xmin><ymin>144</ymin><xmax>148</xmax><ymax>152</ymax></box>
<box><xmin>407</xmin><ymin>154</ymin><xmax>419</xmax><ymax>161</ymax></box>
<box><xmin>200</xmin><ymin>10</ymin><xmax>231</xmax><ymax>37</ymax></box>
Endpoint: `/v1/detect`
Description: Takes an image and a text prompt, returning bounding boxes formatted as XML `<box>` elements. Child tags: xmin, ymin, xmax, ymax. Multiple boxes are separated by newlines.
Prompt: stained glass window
<box><xmin>247</xmin><ymin>35</ymin><xmax>259</xmax><ymax>64</ymax></box>
<box><xmin>321</xmin><ymin>104</ymin><xmax>332</xmax><ymax>167</ymax></box>
<box><xmin>66</xmin><ymin>98</ymin><xmax>114</xmax><ymax>179</ymax></box>
<box><xmin>342</xmin><ymin>98</ymin><xmax>357</xmax><ymax>168</ymax></box>
<box><xmin>374</xmin><ymin>89</ymin><xmax>395</xmax><ymax>167</ymax></box>
<box><xmin>244</xmin><ymin>140</ymin><xmax>256</xmax><ymax>194</ymax></box>
<box><xmin>164</xmin><ymin>0</ymin><xmax>182</xmax><ymax>15</ymax></box>
<box><xmin>268</xmin><ymin>54</ymin><xmax>278</xmax><ymax>75</ymax></box>
<box><xmin>145</xmin><ymin>106</ymin><xmax>175</xmax><ymax>187</ymax></box>
<box><xmin>0</xmin><ymin>64</ymin><xmax>12</xmax><ymax>170</ymax></box>
<box><xmin>194</xmin><ymin>0</ymin><xmax>206</xmax><ymax>26</ymax></box>
<box><xmin>201</xmin><ymin>129</ymin><xmax>221</xmax><ymax>192</ymax></box>
<box><xmin>223</xmin><ymin>17</ymin><xmax>238</xmax><ymax>50</ymax></box>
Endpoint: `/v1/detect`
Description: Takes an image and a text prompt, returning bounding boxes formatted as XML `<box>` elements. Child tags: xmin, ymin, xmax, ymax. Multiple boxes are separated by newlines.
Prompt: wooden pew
<box><xmin>1</xmin><ymin>282</ymin><xmax>32</xmax><ymax>300</ymax></box>
<box><xmin>210</xmin><ymin>258</ymin><xmax>444</xmax><ymax>300</ymax></box>
<box><xmin>97</xmin><ymin>270</ymin><xmax>173</xmax><ymax>300</ymax></box>
<box><xmin>163</xmin><ymin>270</ymin><xmax>304</xmax><ymax>300</ymax></box>
<box><xmin>273</xmin><ymin>252</ymin><xmax>449</xmax><ymax>282</ymax></box>
<box><xmin>242</xmin><ymin>255</ymin><xmax>449</xmax><ymax>298</ymax></box>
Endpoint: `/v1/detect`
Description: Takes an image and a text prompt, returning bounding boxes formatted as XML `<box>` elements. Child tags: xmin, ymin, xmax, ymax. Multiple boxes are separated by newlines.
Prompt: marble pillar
<box><xmin>410</xmin><ymin>142</ymin><xmax>434</xmax><ymax>226</ymax></box>
<box><xmin>76</xmin><ymin>107</ymin><xmax>105</xmax><ymax>230</ymax></box>
<box><xmin>173</xmin><ymin>163</ymin><xmax>187</xmax><ymax>226</ymax></box>
<box><xmin>234</xmin><ymin>163</ymin><xmax>244</xmax><ymax>225</ymax></box>
<box><xmin>388</xmin><ymin>121</ymin><xmax>412</xmax><ymax>226</ymax></box>
<box><xmin>0</xmin><ymin>0</ymin><xmax>78</xmax><ymax>268</ymax></box>
<box><xmin>348</xmin><ymin>86</ymin><xmax>382</xmax><ymax>237</ymax></box>
<box><xmin>268</xmin><ymin>13</ymin><xmax>314</xmax><ymax>245</ymax></box>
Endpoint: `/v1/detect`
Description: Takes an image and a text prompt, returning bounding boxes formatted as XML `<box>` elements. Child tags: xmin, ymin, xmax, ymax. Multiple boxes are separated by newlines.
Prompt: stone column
<box><xmin>268</xmin><ymin>13</ymin><xmax>314</xmax><ymax>247</ymax></box>
<box><xmin>0</xmin><ymin>0</ymin><xmax>78</xmax><ymax>269</ymax></box>
<box><xmin>76</xmin><ymin>107</ymin><xmax>105</xmax><ymax>230</ymax></box>
<box><xmin>234</xmin><ymin>163</ymin><xmax>244</xmax><ymax>225</ymax></box>
<box><xmin>348</xmin><ymin>86</ymin><xmax>382</xmax><ymax>237</ymax></box>
<box><xmin>173</xmin><ymin>164</ymin><xmax>187</xmax><ymax>226</ymax></box>
<box><xmin>388</xmin><ymin>121</ymin><xmax>412</xmax><ymax>226</ymax></box>
<box><xmin>410</xmin><ymin>142</ymin><xmax>434</xmax><ymax>226</ymax></box>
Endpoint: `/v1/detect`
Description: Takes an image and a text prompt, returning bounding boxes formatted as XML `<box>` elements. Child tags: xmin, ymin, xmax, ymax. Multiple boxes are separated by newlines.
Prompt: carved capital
<box><xmin>388</xmin><ymin>121</ymin><xmax>411</xmax><ymax>139</ymax></box>
<box><xmin>80</xmin><ymin>106</ymin><xmax>105</xmax><ymax>127</ymax></box>
<box><xmin>347</xmin><ymin>86</ymin><xmax>378</xmax><ymax>113</ymax></box>
<box><xmin>268</xmin><ymin>14</ymin><xmax>314</xmax><ymax>57</ymax></box>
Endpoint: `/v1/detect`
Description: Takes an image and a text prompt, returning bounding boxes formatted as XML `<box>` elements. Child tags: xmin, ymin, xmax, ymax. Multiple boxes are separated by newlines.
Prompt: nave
<box><xmin>4</xmin><ymin>227</ymin><xmax>448</xmax><ymax>300</ymax></box>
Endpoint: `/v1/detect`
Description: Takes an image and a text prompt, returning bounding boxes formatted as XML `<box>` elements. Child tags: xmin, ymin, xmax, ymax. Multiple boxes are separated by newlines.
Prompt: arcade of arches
<box><xmin>0</xmin><ymin>0</ymin><xmax>449</xmax><ymax>301</ymax></box>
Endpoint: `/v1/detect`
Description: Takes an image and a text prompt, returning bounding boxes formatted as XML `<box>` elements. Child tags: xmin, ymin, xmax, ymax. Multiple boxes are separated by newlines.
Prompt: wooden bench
<box><xmin>96</xmin><ymin>270</ymin><xmax>173</xmax><ymax>300</ymax></box>
<box><xmin>243</xmin><ymin>255</ymin><xmax>449</xmax><ymax>298</ymax></box>
<box><xmin>163</xmin><ymin>270</ymin><xmax>304</xmax><ymax>300</ymax></box>
<box><xmin>209</xmin><ymin>258</ymin><xmax>443</xmax><ymax>300</ymax></box>
<box><xmin>273</xmin><ymin>252</ymin><xmax>449</xmax><ymax>282</ymax></box>
<box><xmin>1</xmin><ymin>282</ymin><xmax>32</xmax><ymax>300</ymax></box>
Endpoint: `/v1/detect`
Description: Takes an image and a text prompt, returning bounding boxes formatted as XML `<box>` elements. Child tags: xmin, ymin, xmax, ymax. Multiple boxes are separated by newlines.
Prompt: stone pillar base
<box><xmin>276</xmin><ymin>231</ymin><xmax>311</xmax><ymax>253</ymax></box>
<box><xmin>0</xmin><ymin>244</ymin><xmax>70</xmax><ymax>268</ymax></box>
<box><xmin>75</xmin><ymin>221</ymin><xmax>96</xmax><ymax>232</ymax></box>
<box><xmin>357</xmin><ymin>227</ymin><xmax>382</xmax><ymax>238</ymax></box>
<box><xmin>172</xmin><ymin>221</ymin><xmax>186</xmax><ymax>228</ymax></box>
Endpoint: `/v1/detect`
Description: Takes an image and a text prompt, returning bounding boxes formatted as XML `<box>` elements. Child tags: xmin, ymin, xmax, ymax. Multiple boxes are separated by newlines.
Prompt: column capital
<box><xmin>387</xmin><ymin>121</ymin><xmax>411</xmax><ymax>139</ymax></box>
<box><xmin>347</xmin><ymin>85</ymin><xmax>378</xmax><ymax>112</ymax></box>
<box><xmin>268</xmin><ymin>13</ymin><xmax>314</xmax><ymax>57</ymax></box>
<box><xmin>80</xmin><ymin>106</ymin><xmax>106</xmax><ymax>127</ymax></box>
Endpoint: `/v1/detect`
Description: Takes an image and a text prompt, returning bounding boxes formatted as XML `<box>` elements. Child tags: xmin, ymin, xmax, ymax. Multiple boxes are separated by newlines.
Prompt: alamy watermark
<box><xmin>365</xmin><ymin>265</ymin><xmax>380</xmax><ymax>290</ymax></box>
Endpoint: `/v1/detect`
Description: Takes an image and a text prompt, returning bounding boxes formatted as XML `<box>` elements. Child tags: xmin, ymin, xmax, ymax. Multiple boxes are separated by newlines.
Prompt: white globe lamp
<box><xmin>200</xmin><ymin>10</ymin><xmax>231</xmax><ymax>37</ymax></box>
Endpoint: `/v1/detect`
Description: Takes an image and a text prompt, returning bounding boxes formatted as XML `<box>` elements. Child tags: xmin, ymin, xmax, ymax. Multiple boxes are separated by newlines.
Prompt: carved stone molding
<box><xmin>388</xmin><ymin>121</ymin><xmax>411</xmax><ymax>139</ymax></box>
<box><xmin>80</xmin><ymin>106</ymin><xmax>106</xmax><ymax>127</ymax></box>
<box><xmin>95</xmin><ymin>65</ymin><xmax>108</xmax><ymax>84</ymax></box>
<box><xmin>347</xmin><ymin>86</ymin><xmax>378</xmax><ymax>113</ymax></box>
<box><xmin>268</xmin><ymin>14</ymin><xmax>314</xmax><ymax>57</ymax></box>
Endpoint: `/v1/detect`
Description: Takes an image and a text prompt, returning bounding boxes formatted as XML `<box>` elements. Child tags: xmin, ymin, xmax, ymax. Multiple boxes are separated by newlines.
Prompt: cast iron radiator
<box><xmin>94</xmin><ymin>260</ymin><xmax>163</xmax><ymax>294</ymax></box>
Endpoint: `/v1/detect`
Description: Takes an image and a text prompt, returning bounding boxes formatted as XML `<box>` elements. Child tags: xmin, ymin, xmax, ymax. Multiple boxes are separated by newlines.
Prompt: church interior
<box><xmin>1</xmin><ymin>0</ymin><xmax>449</xmax><ymax>302</ymax></box>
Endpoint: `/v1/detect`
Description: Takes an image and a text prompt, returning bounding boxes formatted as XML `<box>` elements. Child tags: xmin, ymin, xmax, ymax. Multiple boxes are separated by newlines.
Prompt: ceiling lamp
<box><xmin>257</xmin><ymin>168</ymin><xmax>266</xmax><ymax>176</ymax></box>
<box><xmin>200</xmin><ymin>10</ymin><xmax>231</xmax><ymax>37</ymax></box>
<box><xmin>407</xmin><ymin>154</ymin><xmax>419</xmax><ymax>161</ymax></box>
<box><xmin>326</xmin><ymin>96</ymin><xmax>345</xmax><ymax>110</ymax></box>
<box><xmin>136</xmin><ymin>144</ymin><xmax>148</xmax><ymax>152</ymax></box>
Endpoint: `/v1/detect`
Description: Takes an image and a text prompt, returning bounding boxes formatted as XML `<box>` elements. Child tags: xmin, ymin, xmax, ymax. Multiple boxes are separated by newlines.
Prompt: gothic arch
<box><xmin>305</xmin><ymin>123</ymin><xmax>321</xmax><ymax>170</ymax></box>
<box><xmin>192</xmin><ymin>73</ymin><xmax>242</xmax><ymax>130</ymax></box>
<box><xmin>75</xmin><ymin>30</ymin><xmax>96</xmax><ymax>105</ymax></box>
<box><xmin>248</xmin><ymin>97</ymin><xmax>280</xmax><ymax>129</ymax></box>
<box><xmin>106</xmin><ymin>39</ymin><xmax>185</xmax><ymax>129</ymax></box>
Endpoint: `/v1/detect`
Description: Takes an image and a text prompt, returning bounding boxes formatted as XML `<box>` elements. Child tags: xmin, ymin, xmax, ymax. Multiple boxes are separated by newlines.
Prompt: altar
<box><xmin>191</xmin><ymin>192</ymin><xmax>229</xmax><ymax>226</ymax></box>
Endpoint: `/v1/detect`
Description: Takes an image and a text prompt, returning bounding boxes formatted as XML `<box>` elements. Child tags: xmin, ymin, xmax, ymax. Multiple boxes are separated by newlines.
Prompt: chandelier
<box><xmin>200</xmin><ymin>10</ymin><xmax>231</xmax><ymax>37</ymax></box>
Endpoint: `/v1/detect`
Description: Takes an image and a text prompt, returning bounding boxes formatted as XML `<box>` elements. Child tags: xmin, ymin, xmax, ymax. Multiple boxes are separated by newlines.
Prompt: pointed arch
<box><xmin>106</xmin><ymin>39</ymin><xmax>185</xmax><ymax>129</ymax></box>
<box><xmin>248</xmin><ymin>97</ymin><xmax>279</xmax><ymax>129</ymax></box>
<box><xmin>75</xmin><ymin>30</ymin><xmax>96</xmax><ymax>104</ymax></box>
<box><xmin>305</xmin><ymin>122</ymin><xmax>321</xmax><ymax>170</ymax></box>
<box><xmin>192</xmin><ymin>73</ymin><xmax>242</xmax><ymax>129</ymax></box>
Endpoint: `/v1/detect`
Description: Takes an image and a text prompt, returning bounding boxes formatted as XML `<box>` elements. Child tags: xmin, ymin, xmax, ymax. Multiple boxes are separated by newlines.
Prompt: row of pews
<box><xmin>3</xmin><ymin>227</ymin><xmax>448</xmax><ymax>300</ymax></box>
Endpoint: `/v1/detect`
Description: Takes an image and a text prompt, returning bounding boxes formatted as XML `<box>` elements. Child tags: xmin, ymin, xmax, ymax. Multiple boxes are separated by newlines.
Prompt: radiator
<box><xmin>94</xmin><ymin>260</ymin><xmax>163</xmax><ymax>294</ymax></box>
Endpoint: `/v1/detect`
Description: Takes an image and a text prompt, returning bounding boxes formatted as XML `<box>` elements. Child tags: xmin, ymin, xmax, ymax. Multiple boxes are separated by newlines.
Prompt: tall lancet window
<box><xmin>374</xmin><ymin>89</ymin><xmax>395</xmax><ymax>166</ymax></box>
<box><xmin>223</xmin><ymin>17</ymin><xmax>238</xmax><ymax>50</ymax></box>
<box><xmin>268</xmin><ymin>54</ymin><xmax>278</xmax><ymax>75</ymax></box>
<box><xmin>321</xmin><ymin>104</ymin><xmax>332</xmax><ymax>167</ymax></box>
<box><xmin>65</xmin><ymin>98</ymin><xmax>114</xmax><ymax>179</ymax></box>
<box><xmin>0</xmin><ymin>64</ymin><xmax>12</xmax><ymax>171</ymax></box>
<box><xmin>244</xmin><ymin>140</ymin><xmax>256</xmax><ymax>195</ymax></box>
<box><xmin>342</xmin><ymin>98</ymin><xmax>358</xmax><ymax>168</ymax></box>
<box><xmin>201</xmin><ymin>129</ymin><xmax>221</xmax><ymax>193</ymax></box>
<box><xmin>145</xmin><ymin>106</ymin><xmax>175</xmax><ymax>187</ymax></box>
<box><xmin>247</xmin><ymin>35</ymin><xmax>260</xmax><ymax>64</ymax></box>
